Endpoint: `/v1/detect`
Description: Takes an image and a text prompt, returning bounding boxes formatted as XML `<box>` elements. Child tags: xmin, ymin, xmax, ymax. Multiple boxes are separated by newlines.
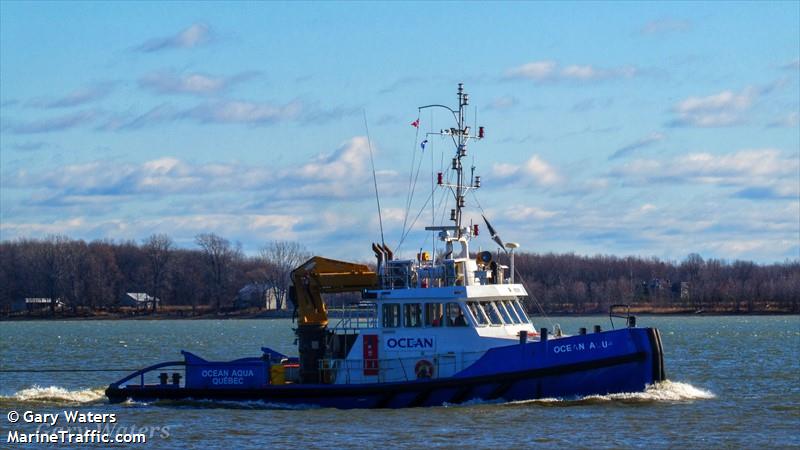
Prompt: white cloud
<box><xmin>183</xmin><ymin>99</ymin><xmax>303</xmax><ymax>124</ymax></box>
<box><xmin>506</xmin><ymin>61</ymin><xmax>557</xmax><ymax>81</ymax></box>
<box><xmin>27</xmin><ymin>83</ymin><xmax>115</xmax><ymax>109</ymax></box>
<box><xmin>135</xmin><ymin>23</ymin><xmax>213</xmax><ymax>52</ymax></box>
<box><xmin>639</xmin><ymin>18</ymin><xmax>691</xmax><ymax>35</ymax></box>
<box><xmin>505</xmin><ymin>60</ymin><xmax>637</xmax><ymax>82</ymax></box>
<box><xmin>504</xmin><ymin>205</ymin><xmax>559</xmax><ymax>221</ymax></box>
<box><xmin>2</xmin><ymin>110</ymin><xmax>98</xmax><ymax>134</ymax></box>
<box><xmin>766</xmin><ymin>112</ymin><xmax>799</xmax><ymax>128</ymax></box>
<box><xmin>295</xmin><ymin>137</ymin><xmax>369</xmax><ymax>180</ymax></box>
<box><xmin>139</xmin><ymin>71</ymin><xmax>256</xmax><ymax>96</ymax></box>
<box><xmin>669</xmin><ymin>88</ymin><xmax>758</xmax><ymax>127</ymax></box>
<box><xmin>0</xmin><ymin>213</ymin><xmax>302</xmax><ymax>245</ymax></box>
<box><xmin>612</xmin><ymin>148</ymin><xmax>799</xmax><ymax>198</ymax></box>
<box><xmin>492</xmin><ymin>154</ymin><xmax>563</xmax><ymax>187</ymax></box>
<box><xmin>780</xmin><ymin>59</ymin><xmax>800</xmax><ymax>71</ymax></box>
<box><xmin>485</xmin><ymin>96</ymin><xmax>518</xmax><ymax>111</ymax></box>
<box><xmin>609</xmin><ymin>132</ymin><xmax>666</xmax><ymax>159</ymax></box>
<box><xmin>3</xmin><ymin>137</ymin><xmax>381</xmax><ymax>204</ymax></box>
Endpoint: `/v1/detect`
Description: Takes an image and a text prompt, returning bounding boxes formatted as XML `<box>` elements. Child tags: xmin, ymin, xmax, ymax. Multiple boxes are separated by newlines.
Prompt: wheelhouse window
<box><xmin>493</xmin><ymin>300</ymin><xmax>514</xmax><ymax>324</ymax></box>
<box><xmin>501</xmin><ymin>300</ymin><xmax>522</xmax><ymax>324</ymax></box>
<box><xmin>512</xmin><ymin>300</ymin><xmax>530</xmax><ymax>323</ymax></box>
<box><xmin>465</xmin><ymin>301</ymin><xmax>488</xmax><ymax>326</ymax></box>
<box><xmin>447</xmin><ymin>302</ymin><xmax>469</xmax><ymax>327</ymax></box>
<box><xmin>425</xmin><ymin>303</ymin><xmax>444</xmax><ymax>327</ymax></box>
<box><xmin>382</xmin><ymin>303</ymin><xmax>401</xmax><ymax>328</ymax></box>
<box><xmin>404</xmin><ymin>303</ymin><xmax>422</xmax><ymax>328</ymax></box>
<box><xmin>483</xmin><ymin>301</ymin><xmax>503</xmax><ymax>325</ymax></box>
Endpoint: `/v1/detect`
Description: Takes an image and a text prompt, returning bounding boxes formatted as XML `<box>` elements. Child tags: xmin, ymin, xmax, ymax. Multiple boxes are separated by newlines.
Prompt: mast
<box><xmin>455</xmin><ymin>83</ymin><xmax>467</xmax><ymax>235</ymax></box>
<box><xmin>420</xmin><ymin>83</ymin><xmax>484</xmax><ymax>241</ymax></box>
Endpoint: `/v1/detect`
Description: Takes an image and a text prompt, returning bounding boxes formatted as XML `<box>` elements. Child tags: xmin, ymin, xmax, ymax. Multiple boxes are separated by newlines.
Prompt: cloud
<box><xmin>8</xmin><ymin>141</ymin><xmax>48</xmax><ymax>151</ymax></box>
<box><xmin>135</xmin><ymin>23</ymin><xmax>213</xmax><ymax>52</ymax></box>
<box><xmin>378</xmin><ymin>77</ymin><xmax>423</xmax><ymax>94</ymax></box>
<box><xmin>609</xmin><ymin>132</ymin><xmax>666</xmax><ymax>159</ymax></box>
<box><xmin>96</xmin><ymin>104</ymin><xmax>179</xmax><ymax>131</ymax></box>
<box><xmin>485</xmin><ymin>96</ymin><xmax>518</xmax><ymax>111</ymax></box>
<box><xmin>2</xmin><ymin>110</ymin><xmax>97</xmax><ymax>134</ymax></box>
<box><xmin>639</xmin><ymin>18</ymin><xmax>691</xmax><ymax>35</ymax></box>
<box><xmin>492</xmin><ymin>154</ymin><xmax>563</xmax><ymax>187</ymax></box>
<box><xmin>139</xmin><ymin>71</ymin><xmax>257</xmax><ymax>96</ymax></box>
<box><xmin>668</xmin><ymin>87</ymin><xmax>758</xmax><ymax>127</ymax></box>
<box><xmin>571</xmin><ymin>97</ymin><xmax>614</xmax><ymax>112</ymax></box>
<box><xmin>502</xmin><ymin>205</ymin><xmax>559</xmax><ymax>222</ymax></box>
<box><xmin>766</xmin><ymin>112</ymin><xmax>799</xmax><ymax>128</ymax></box>
<box><xmin>0</xmin><ymin>213</ymin><xmax>302</xmax><ymax>245</ymax></box>
<box><xmin>92</xmin><ymin>99</ymin><xmax>354</xmax><ymax>131</ymax></box>
<box><xmin>780</xmin><ymin>59</ymin><xmax>800</xmax><ymax>71</ymax></box>
<box><xmin>505</xmin><ymin>60</ymin><xmax>637</xmax><ymax>83</ymax></box>
<box><xmin>182</xmin><ymin>99</ymin><xmax>304</xmax><ymax>124</ymax></box>
<box><xmin>611</xmin><ymin>148</ymin><xmax>799</xmax><ymax>198</ymax></box>
<box><xmin>4</xmin><ymin>137</ymin><xmax>379</xmax><ymax>202</ymax></box>
<box><xmin>27</xmin><ymin>83</ymin><xmax>116</xmax><ymax>109</ymax></box>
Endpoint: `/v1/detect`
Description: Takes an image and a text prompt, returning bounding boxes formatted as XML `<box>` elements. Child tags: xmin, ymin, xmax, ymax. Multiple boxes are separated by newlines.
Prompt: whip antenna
<box><xmin>363</xmin><ymin>110</ymin><xmax>386</xmax><ymax>248</ymax></box>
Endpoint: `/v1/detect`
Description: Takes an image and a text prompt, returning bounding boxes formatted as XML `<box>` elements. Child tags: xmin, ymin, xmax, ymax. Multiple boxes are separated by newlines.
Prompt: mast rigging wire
<box><xmin>363</xmin><ymin>110</ymin><xmax>386</xmax><ymax>249</ymax></box>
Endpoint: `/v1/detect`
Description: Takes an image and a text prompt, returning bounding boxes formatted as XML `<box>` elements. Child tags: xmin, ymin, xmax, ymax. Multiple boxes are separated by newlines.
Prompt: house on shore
<box><xmin>233</xmin><ymin>283</ymin><xmax>280</xmax><ymax>310</ymax></box>
<box><xmin>12</xmin><ymin>297</ymin><xmax>67</xmax><ymax>313</ymax></box>
<box><xmin>120</xmin><ymin>292</ymin><xmax>160</xmax><ymax>309</ymax></box>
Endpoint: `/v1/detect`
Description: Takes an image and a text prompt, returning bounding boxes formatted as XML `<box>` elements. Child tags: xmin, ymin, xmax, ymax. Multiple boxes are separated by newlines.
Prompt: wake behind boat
<box><xmin>106</xmin><ymin>85</ymin><xmax>666</xmax><ymax>408</ymax></box>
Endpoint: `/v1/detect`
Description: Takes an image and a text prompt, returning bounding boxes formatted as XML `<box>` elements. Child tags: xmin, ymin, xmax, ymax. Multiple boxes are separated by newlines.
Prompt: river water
<box><xmin>1</xmin><ymin>316</ymin><xmax>798</xmax><ymax>448</ymax></box>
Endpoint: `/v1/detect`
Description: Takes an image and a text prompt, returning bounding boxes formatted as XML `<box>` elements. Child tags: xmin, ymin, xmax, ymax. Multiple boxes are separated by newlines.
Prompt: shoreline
<box><xmin>2</xmin><ymin>309</ymin><xmax>797</xmax><ymax>321</ymax></box>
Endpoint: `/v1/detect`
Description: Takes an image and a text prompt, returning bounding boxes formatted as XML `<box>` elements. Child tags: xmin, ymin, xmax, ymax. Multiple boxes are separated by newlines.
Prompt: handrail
<box><xmin>608</xmin><ymin>304</ymin><xmax>635</xmax><ymax>329</ymax></box>
<box><xmin>109</xmin><ymin>361</ymin><xmax>185</xmax><ymax>388</ymax></box>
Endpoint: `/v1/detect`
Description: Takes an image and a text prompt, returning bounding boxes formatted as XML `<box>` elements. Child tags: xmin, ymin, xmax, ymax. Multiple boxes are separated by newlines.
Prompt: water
<box><xmin>1</xmin><ymin>316</ymin><xmax>798</xmax><ymax>448</ymax></box>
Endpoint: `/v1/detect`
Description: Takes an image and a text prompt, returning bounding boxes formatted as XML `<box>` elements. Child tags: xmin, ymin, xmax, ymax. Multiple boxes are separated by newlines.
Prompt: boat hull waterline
<box><xmin>106</xmin><ymin>328</ymin><xmax>665</xmax><ymax>409</ymax></box>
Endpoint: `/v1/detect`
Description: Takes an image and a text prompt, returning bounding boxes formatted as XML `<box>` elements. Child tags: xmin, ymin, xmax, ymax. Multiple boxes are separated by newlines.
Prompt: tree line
<box><xmin>0</xmin><ymin>235</ymin><xmax>797</xmax><ymax>316</ymax></box>
<box><xmin>507</xmin><ymin>252</ymin><xmax>799</xmax><ymax>313</ymax></box>
<box><xmin>0</xmin><ymin>235</ymin><xmax>309</xmax><ymax>316</ymax></box>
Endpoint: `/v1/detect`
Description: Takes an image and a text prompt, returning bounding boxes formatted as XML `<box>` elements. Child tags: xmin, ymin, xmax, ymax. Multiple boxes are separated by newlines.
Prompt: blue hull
<box><xmin>106</xmin><ymin>327</ymin><xmax>665</xmax><ymax>409</ymax></box>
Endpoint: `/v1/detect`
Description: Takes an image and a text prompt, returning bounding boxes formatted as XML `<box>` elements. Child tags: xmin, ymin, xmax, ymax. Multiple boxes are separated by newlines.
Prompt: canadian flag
<box><xmin>410</xmin><ymin>119</ymin><xmax>420</xmax><ymax>128</ymax></box>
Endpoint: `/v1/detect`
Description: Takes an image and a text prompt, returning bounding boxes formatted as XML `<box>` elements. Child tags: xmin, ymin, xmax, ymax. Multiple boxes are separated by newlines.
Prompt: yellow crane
<box><xmin>289</xmin><ymin>256</ymin><xmax>378</xmax><ymax>383</ymax></box>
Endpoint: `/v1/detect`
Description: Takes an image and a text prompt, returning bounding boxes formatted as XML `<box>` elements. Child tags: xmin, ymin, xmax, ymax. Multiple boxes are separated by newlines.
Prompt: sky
<box><xmin>1</xmin><ymin>1</ymin><xmax>798</xmax><ymax>264</ymax></box>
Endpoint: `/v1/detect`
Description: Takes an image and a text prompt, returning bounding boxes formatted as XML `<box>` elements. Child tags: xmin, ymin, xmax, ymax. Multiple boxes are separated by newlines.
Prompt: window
<box><xmin>425</xmin><ymin>303</ymin><xmax>444</xmax><ymax>327</ymax></box>
<box><xmin>483</xmin><ymin>302</ymin><xmax>503</xmax><ymax>325</ymax></box>
<box><xmin>465</xmin><ymin>301</ymin><xmax>488</xmax><ymax>326</ymax></box>
<box><xmin>382</xmin><ymin>303</ymin><xmax>401</xmax><ymax>328</ymax></box>
<box><xmin>493</xmin><ymin>300</ymin><xmax>514</xmax><ymax>324</ymax></box>
<box><xmin>448</xmin><ymin>302</ymin><xmax>469</xmax><ymax>327</ymax></box>
<box><xmin>404</xmin><ymin>303</ymin><xmax>422</xmax><ymax>328</ymax></box>
<box><xmin>502</xmin><ymin>300</ymin><xmax>522</xmax><ymax>324</ymax></box>
<box><xmin>512</xmin><ymin>300</ymin><xmax>529</xmax><ymax>323</ymax></box>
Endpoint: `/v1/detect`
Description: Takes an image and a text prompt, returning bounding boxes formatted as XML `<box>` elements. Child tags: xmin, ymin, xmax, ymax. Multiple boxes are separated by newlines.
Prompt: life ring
<box><xmin>414</xmin><ymin>359</ymin><xmax>434</xmax><ymax>379</ymax></box>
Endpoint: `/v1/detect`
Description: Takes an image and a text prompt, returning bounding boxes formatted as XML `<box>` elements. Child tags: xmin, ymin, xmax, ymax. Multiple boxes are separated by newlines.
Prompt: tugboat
<box><xmin>106</xmin><ymin>85</ymin><xmax>666</xmax><ymax>408</ymax></box>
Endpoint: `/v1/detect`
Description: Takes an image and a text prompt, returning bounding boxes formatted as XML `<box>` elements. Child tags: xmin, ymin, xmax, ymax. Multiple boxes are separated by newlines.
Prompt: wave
<box><xmin>0</xmin><ymin>380</ymin><xmax>712</xmax><ymax>409</ymax></box>
<box><xmin>0</xmin><ymin>386</ymin><xmax>107</xmax><ymax>406</ymax></box>
<box><xmin>505</xmin><ymin>380</ymin><xmax>715</xmax><ymax>407</ymax></box>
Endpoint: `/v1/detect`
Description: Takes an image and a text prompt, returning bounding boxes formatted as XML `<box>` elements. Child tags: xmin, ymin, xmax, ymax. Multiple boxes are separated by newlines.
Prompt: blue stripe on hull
<box><xmin>107</xmin><ymin>328</ymin><xmax>663</xmax><ymax>409</ymax></box>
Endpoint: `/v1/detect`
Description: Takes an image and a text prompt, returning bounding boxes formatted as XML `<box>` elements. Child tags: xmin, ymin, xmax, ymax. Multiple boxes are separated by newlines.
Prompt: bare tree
<box><xmin>196</xmin><ymin>233</ymin><xmax>241</xmax><ymax>312</ymax></box>
<box><xmin>34</xmin><ymin>235</ymin><xmax>69</xmax><ymax>316</ymax></box>
<box><xmin>143</xmin><ymin>234</ymin><xmax>173</xmax><ymax>313</ymax></box>
<box><xmin>260</xmin><ymin>240</ymin><xmax>310</xmax><ymax>310</ymax></box>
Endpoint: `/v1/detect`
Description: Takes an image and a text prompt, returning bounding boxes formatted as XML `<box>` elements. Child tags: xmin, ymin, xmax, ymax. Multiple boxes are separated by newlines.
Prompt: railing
<box><xmin>329</xmin><ymin>303</ymin><xmax>377</xmax><ymax>331</ymax></box>
<box><xmin>317</xmin><ymin>352</ymin><xmax>484</xmax><ymax>384</ymax></box>
<box><xmin>109</xmin><ymin>361</ymin><xmax>185</xmax><ymax>388</ymax></box>
<box><xmin>609</xmin><ymin>304</ymin><xmax>636</xmax><ymax>329</ymax></box>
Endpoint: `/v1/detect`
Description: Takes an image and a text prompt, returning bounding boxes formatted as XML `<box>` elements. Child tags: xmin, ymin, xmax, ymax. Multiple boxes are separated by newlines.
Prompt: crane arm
<box><xmin>289</xmin><ymin>256</ymin><xmax>378</xmax><ymax>326</ymax></box>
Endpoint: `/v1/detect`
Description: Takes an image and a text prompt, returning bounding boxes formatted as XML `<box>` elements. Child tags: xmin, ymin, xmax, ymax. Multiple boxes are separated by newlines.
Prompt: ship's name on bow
<box><xmin>552</xmin><ymin>340</ymin><xmax>612</xmax><ymax>354</ymax></box>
